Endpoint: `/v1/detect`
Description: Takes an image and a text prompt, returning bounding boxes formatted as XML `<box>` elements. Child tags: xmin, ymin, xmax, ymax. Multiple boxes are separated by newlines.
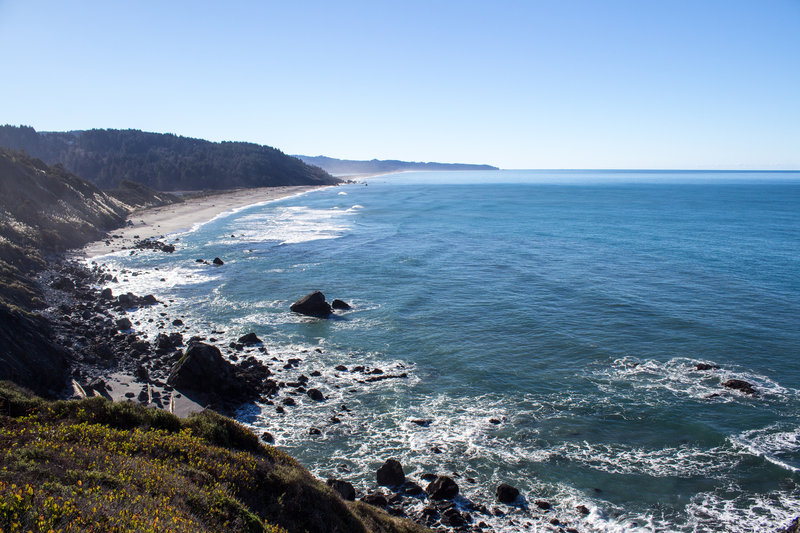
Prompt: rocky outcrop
<box><xmin>723</xmin><ymin>379</ymin><xmax>758</xmax><ymax>395</ymax></box>
<box><xmin>496</xmin><ymin>483</ymin><xmax>519</xmax><ymax>503</ymax></box>
<box><xmin>331</xmin><ymin>299</ymin><xmax>351</xmax><ymax>310</ymax></box>
<box><xmin>290</xmin><ymin>291</ymin><xmax>332</xmax><ymax>317</ymax></box>
<box><xmin>426</xmin><ymin>476</ymin><xmax>459</xmax><ymax>500</ymax></box>
<box><xmin>377</xmin><ymin>459</ymin><xmax>406</xmax><ymax>487</ymax></box>
<box><xmin>237</xmin><ymin>332</ymin><xmax>262</xmax><ymax>345</ymax></box>
<box><xmin>168</xmin><ymin>342</ymin><xmax>236</xmax><ymax>393</ymax></box>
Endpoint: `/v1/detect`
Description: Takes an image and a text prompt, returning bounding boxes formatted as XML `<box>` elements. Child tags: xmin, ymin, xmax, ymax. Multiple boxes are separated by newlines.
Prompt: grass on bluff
<box><xmin>0</xmin><ymin>382</ymin><xmax>429</xmax><ymax>533</ymax></box>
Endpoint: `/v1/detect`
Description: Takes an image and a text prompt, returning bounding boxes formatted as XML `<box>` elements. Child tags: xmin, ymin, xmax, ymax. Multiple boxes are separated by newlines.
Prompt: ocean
<box><xmin>98</xmin><ymin>170</ymin><xmax>800</xmax><ymax>532</ymax></box>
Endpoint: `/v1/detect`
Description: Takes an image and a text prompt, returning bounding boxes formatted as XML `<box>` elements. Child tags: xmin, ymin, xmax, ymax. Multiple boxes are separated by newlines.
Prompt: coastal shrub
<box><xmin>0</xmin><ymin>382</ymin><xmax>430</xmax><ymax>533</ymax></box>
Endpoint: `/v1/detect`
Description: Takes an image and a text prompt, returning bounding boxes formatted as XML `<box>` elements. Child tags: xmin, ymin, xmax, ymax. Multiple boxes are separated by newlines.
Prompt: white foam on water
<box><xmin>554</xmin><ymin>441</ymin><xmax>737</xmax><ymax>478</ymax></box>
<box><xmin>685</xmin><ymin>484</ymin><xmax>800</xmax><ymax>533</ymax></box>
<box><xmin>227</xmin><ymin>206</ymin><xmax>354</xmax><ymax>244</ymax></box>
<box><xmin>590</xmin><ymin>356</ymin><xmax>796</xmax><ymax>407</ymax></box>
<box><xmin>731</xmin><ymin>423</ymin><xmax>800</xmax><ymax>472</ymax></box>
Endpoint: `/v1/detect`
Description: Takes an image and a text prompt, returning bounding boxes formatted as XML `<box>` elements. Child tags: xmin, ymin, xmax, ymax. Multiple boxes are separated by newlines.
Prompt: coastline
<box><xmin>80</xmin><ymin>185</ymin><xmax>324</xmax><ymax>258</ymax></box>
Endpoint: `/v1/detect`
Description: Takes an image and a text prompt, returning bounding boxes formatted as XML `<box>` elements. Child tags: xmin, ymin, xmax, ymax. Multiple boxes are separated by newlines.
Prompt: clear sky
<box><xmin>0</xmin><ymin>1</ymin><xmax>798</xmax><ymax>169</ymax></box>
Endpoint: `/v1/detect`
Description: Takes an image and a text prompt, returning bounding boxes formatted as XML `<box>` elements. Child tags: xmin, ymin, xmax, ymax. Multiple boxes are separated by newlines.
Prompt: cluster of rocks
<box><xmin>324</xmin><ymin>458</ymin><xmax>589</xmax><ymax>532</ymax></box>
<box><xmin>692</xmin><ymin>363</ymin><xmax>760</xmax><ymax>397</ymax></box>
<box><xmin>290</xmin><ymin>291</ymin><xmax>351</xmax><ymax>317</ymax></box>
<box><xmin>133</xmin><ymin>238</ymin><xmax>176</xmax><ymax>253</ymax></box>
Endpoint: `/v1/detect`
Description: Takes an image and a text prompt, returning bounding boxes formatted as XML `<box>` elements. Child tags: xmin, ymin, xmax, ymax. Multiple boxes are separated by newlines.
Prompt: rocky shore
<box><xmin>37</xmin><ymin>251</ymin><xmax>596</xmax><ymax>533</ymax></box>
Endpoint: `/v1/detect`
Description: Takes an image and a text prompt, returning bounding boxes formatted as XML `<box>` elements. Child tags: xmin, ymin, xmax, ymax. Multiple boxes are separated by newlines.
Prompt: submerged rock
<box><xmin>290</xmin><ymin>291</ymin><xmax>332</xmax><ymax>317</ymax></box>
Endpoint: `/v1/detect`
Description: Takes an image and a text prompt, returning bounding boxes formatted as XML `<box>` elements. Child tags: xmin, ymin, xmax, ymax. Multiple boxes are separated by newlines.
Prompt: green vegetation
<box><xmin>0</xmin><ymin>382</ymin><xmax>430</xmax><ymax>533</ymax></box>
<box><xmin>294</xmin><ymin>155</ymin><xmax>498</xmax><ymax>175</ymax></box>
<box><xmin>0</xmin><ymin>126</ymin><xmax>339</xmax><ymax>191</ymax></box>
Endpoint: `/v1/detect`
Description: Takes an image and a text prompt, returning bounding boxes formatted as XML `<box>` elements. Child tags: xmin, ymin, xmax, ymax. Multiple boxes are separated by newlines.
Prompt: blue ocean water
<box><xmin>101</xmin><ymin>170</ymin><xmax>800</xmax><ymax>532</ymax></box>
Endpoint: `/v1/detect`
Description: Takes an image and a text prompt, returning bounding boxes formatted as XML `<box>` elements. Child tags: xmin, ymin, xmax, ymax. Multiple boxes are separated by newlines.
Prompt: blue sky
<box><xmin>0</xmin><ymin>1</ymin><xmax>798</xmax><ymax>169</ymax></box>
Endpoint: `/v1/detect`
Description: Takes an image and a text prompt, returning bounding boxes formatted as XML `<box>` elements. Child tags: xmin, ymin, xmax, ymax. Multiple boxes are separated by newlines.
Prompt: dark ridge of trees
<box><xmin>0</xmin><ymin>125</ymin><xmax>339</xmax><ymax>191</ymax></box>
<box><xmin>294</xmin><ymin>154</ymin><xmax>499</xmax><ymax>175</ymax></box>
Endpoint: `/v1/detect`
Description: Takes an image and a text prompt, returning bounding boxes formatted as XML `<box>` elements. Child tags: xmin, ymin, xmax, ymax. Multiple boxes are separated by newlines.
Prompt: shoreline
<box><xmin>79</xmin><ymin>185</ymin><xmax>325</xmax><ymax>258</ymax></box>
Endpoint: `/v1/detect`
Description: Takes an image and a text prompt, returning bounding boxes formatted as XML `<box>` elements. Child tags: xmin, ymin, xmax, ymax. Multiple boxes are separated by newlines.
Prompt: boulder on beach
<box><xmin>167</xmin><ymin>342</ymin><xmax>236</xmax><ymax>393</ymax></box>
<box><xmin>426</xmin><ymin>475</ymin><xmax>459</xmax><ymax>500</ymax></box>
<box><xmin>496</xmin><ymin>483</ymin><xmax>520</xmax><ymax>504</ymax></box>
<box><xmin>290</xmin><ymin>291</ymin><xmax>332</xmax><ymax>317</ymax></box>
<box><xmin>377</xmin><ymin>458</ymin><xmax>406</xmax><ymax>487</ymax></box>
<box><xmin>327</xmin><ymin>478</ymin><xmax>356</xmax><ymax>501</ymax></box>
<box><xmin>116</xmin><ymin>317</ymin><xmax>132</xmax><ymax>330</ymax></box>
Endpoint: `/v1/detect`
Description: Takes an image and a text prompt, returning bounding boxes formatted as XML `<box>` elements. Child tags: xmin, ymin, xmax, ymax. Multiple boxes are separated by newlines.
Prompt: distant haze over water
<box><xmin>101</xmin><ymin>170</ymin><xmax>800</xmax><ymax>532</ymax></box>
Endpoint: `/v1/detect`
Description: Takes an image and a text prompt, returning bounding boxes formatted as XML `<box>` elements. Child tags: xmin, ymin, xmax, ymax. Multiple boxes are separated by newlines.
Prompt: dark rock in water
<box><xmin>327</xmin><ymin>478</ymin><xmax>356</xmax><ymax>501</ymax></box>
<box><xmin>116</xmin><ymin>317</ymin><xmax>132</xmax><ymax>330</ymax></box>
<box><xmin>723</xmin><ymin>379</ymin><xmax>758</xmax><ymax>395</ymax></box>
<box><xmin>426</xmin><ymin>476</ymin><xmax>459</xmax><ymax>500</ymax></box>
<box><xmin>237</xmin><ymin>332</ymin><xmax>262</xmax><ymax>345</ymax></box>
<box><xmin>420</xmin><ymin>473</ymin><xmax>437</xmax><ymax>482</ymax></box>
<box><xmin>410</xmin><ymin>419</ymin><xmax>433</xmax><ymax>427</ymax></box>
<box><xmin>364</xmin><ymin>372</ymin><xmax>407</xmax><ymax>383</ymax></box>
<box><xmin>281</xmin><ymin>397</ymin><xmax>296</xmax><ymax>406</ymax></box>
<box><xmin>534</xmin><ymin>500</ymin><xmax>552</xmax><ymax>510</ymax></box>
<box><xmin>118</xmin><ymin>292</ymin><xmax>137</xmax><ymax>308</ymax></box>
<box><xmin>290</xmin><ymin>291</ymin><xmax>332</xmax><ymax>317</ymax></box>
<box><xmin>496</xmin><ymin>483</ymin><xmax>520</xmax><ymax>504</ymax></box>
<box><xmin>212</xmin><ymin>257</ymin><xmax>224</xmax><ymax>266</ymax></box>
<box><xmin>335</xmin><ymin>365</ymin><xmax>348</xmax><ymax>372</ymax></box>
<box><xmin>331</xmin><ymin>299</ymin><xmax>351</xmax><ymax>310</ymax></box>
<box><xmin>489</xmin><ymin>418</ymin><xmax>502</xmax><ymax>425</ymax></box>
<box><xmin>167</xmin><ymin>342</ymin><xmax>236</xmax><ymax>394</ymax></box>
<box><xmin>140</xmin><ymin>294</ymin><xmax>158</xmax><ymax>306</ymax></box>
<box><xmin>401</xmin><ymin>481</ymin><xmax>424</xmax><ymax>496</ymax></box>
<box><xmin>172</xmin><ymin>318</ymin><xmax>183</xmax><ymax>326</ymax></box>
<box><xmin>309</xmin><ymin>427</ymin><xmax>321</xmax><ymax>435</ymax></box>
<box><xmin>100</xmin><ymin>287</ymin><xmax>113</xmax><ymax>300</ymax></box>
<box><xmin>576</xmin><ymin>504</ymin><xmax>591</xmax><ymax>515</ymax></box>
<box><xmin>377</xmin><ymin>458</ymin><xmax>406</xmax><ymax>487</ymax></box>
<box><xmin>442</xmin><ymin>508</ymin><xmax>466</xmax><ymax>527</ymax></box>
<box><xmin>362</xmin><ymin>492</ymin><xmax>388</xmax><ymax>507</ymax></box>
<box><xmin>695</xmin><ymin>363</ymin><xmax>719</xmax><ymax>371</ymax></box>
<box><xmin>307</xmin><ymin>388</ymin><xmax>325</xmax><ymax>401</ymax></box>
<box><xmin>260</xmin><ymin>431</ymin><xmax>274</xmax><ymax>443</ymax></box>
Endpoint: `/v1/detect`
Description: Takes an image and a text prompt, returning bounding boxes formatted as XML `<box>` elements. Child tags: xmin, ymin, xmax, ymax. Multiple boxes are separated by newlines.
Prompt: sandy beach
<box><xmin>81</xmin><ymin>185</ymin><xmax>323</xmax><ymax>258</ymax></box>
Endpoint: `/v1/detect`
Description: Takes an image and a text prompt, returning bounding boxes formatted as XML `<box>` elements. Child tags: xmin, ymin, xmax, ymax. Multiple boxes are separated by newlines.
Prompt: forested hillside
<box><xmin>0</xmin><ymin>126</ymin><xmax>339</xmax><ymax>191</ymax></box>
<box><xmin>295</xmin><ymin>155</ymin><xmax>498</xmax><ymax>175</ymax></box>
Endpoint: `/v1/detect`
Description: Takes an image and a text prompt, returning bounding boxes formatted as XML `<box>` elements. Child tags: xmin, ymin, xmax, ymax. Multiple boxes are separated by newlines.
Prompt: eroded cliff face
<box><xmin>0</xmin><ymin>147</ymin><xmax>177</xmax><ymax>395</ymax></box>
